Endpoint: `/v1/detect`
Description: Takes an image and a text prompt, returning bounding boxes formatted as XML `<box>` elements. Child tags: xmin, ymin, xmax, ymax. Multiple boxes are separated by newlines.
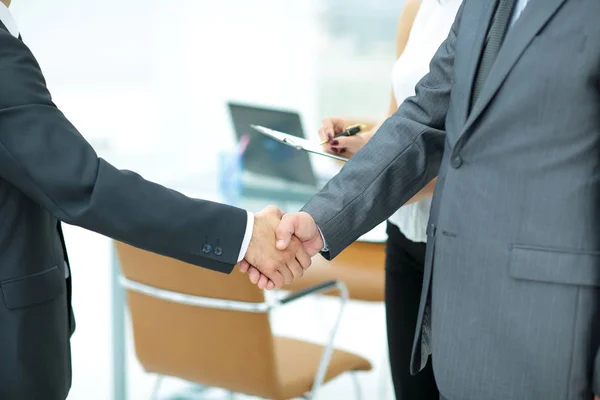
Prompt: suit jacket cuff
<box><xmin>301</xmin><ymin>205</ymin><xmax>337</xmax><ymax>260</ymax></box>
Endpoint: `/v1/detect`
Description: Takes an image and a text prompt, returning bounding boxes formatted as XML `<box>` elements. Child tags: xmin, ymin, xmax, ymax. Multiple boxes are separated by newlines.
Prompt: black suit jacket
<box><xmin>0</xmin><ymin>24</ymin><xmax>248</xmax><ymax>399</ymax></box>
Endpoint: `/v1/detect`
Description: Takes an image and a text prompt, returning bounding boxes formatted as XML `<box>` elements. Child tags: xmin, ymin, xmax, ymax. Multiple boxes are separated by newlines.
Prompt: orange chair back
<box><xmin>114</xmin><ymin>241</ymin><xmax>282</xmax><ymax>399</ymax></box>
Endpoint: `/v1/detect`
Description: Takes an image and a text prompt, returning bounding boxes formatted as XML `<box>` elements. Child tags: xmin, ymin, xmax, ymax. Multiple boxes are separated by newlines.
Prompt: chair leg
<box><xmin>308</xmin><ymin>282</ymin><xmax>350</xmax><ymax>400</ymax></box>
<box><xmin>150</xmin><ymin>375</ymin><xmax>164</xmax><ymax>400</ymax></box>
<box><xmin>351</xmin><ymin>372</ymin><xmax>363</xmax><ymax>400</ymax></box>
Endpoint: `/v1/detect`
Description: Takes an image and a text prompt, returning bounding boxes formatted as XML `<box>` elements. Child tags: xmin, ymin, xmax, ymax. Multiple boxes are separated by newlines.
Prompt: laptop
<box><xmin>226</xmin><ymin>101</ymin><xmax>388</xmax><ymax>241</ymax></box>
<box><xmin>227</xmin><ymin>102</ymin><xmax>319</xmax><ymax>193</ymax></box>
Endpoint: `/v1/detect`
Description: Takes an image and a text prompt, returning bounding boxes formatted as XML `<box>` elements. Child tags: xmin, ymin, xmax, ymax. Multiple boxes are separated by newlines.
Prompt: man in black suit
<box><xmin>0</xmin><ymin>1</ymin><xmax>311</xmax><ymax>399</ymax></box>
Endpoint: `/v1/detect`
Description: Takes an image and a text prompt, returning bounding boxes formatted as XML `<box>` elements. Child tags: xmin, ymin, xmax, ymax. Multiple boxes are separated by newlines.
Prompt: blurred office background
<box><xmin>11</xmin><ymin>0</ymin><xmax>405</xmax><ymax>398</ymax></box>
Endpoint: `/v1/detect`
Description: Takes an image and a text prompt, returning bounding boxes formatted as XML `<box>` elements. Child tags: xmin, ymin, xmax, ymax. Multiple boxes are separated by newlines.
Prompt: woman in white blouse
<box><xmin>318</xmin><ymin>0</ymin><xmax>461</xmax><ymax>398</ymax></box>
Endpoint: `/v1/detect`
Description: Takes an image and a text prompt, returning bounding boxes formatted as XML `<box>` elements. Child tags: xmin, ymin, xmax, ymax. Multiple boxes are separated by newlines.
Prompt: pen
<box><xmin>319</xmin><ymin>124</ymin><xmax>368</xmax><ymax>145</ymax></box>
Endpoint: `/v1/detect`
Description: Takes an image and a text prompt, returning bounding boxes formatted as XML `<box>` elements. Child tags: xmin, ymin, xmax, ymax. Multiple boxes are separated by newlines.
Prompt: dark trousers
<box><xmin>385</xmin><ymin>222</ymin><xmax>439</xmax><ymax>400</ymax></box>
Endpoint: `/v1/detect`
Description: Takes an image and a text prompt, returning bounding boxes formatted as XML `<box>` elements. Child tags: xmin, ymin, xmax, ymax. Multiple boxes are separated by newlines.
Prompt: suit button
<box><xmin>450</xmin><ymin>155</ymin><xmax>463</xmax><ymax>169</ymax></box>
<box><xmin>214</xmin><ymin>246</ymin><xmax>223</xmax><ymax>256</ymax></box>
<box><xmin>202</xmin><ymin>244</ymin><xmax>212</xmax><ymax>254</ymax></box>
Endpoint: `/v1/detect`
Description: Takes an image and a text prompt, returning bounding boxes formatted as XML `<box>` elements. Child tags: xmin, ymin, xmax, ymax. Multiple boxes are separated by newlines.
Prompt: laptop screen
<box><xmin>227</xmin><ymin>102</ymin><xmax>317</xmax><ymax>187</ymax></box>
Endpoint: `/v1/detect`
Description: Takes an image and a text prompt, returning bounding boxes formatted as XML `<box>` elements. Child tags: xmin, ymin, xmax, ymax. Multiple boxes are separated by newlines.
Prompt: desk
<box><xmin>110</xmin><ymin>185</ymin><xmax>386</xmax><ymax>400</ymax></box>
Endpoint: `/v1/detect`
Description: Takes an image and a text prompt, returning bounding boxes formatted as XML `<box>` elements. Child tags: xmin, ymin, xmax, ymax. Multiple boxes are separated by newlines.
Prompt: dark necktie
<box><xmin>470</xmin><ymin>0</ymin><xmax>517</xmax><ymax>109</ymax></box>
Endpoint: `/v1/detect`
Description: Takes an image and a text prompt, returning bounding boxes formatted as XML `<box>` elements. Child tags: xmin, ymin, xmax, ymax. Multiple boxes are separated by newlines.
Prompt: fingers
<box><xmin>287</xmin><ymin>235</ymin><xmax>312</xmax><ymax>270</ymax></box>
<box><xmin>246</xmin><ymin>208</ymin><xmax>317</xmax><ymax>289</ymax></box>
<box><xmin>275</xmin><ymin>213</ymin><xmax>298</xmax><ymax>250</ymax></box>
<box><xmin>248</xmin><ymin>266</ymin><xmax>261</xmax><ymax>284</ymax></box>
<box><xmin>285</xmin><ymin>257</ymin><xmax>304</xmax><ymax>280</ymax></box>
<box><xmin>248</xmin><ymin>265</ymin><xmax>281</xmax><ymax>289</ymax></box>
<box><xmin>278</xmin><ymin>264</ymin><xmax>294</xmax><ymax>285</ymax></box>
<box><xmin>247</xmin><ymin>266</ymin><xmax>277</xmax><ymax>290</ymax></box>
<box><xmin>276</xmin><ymin>212</ymin><xmax>317</xmax><ymax>247</ymax></box>
<box><xmin>277</xmin><ymin>212</ymin><xmax>323</xmax><ymax>257</ymax></box>
<box><xmin>330</xmin><ymin>135</ymin><xmax>365</xmax><ymax>157</ymax></box>
<box><xmin>317</xmin><ymin>126</ymin><xmax>328</xmax><ymax>142</ymax></box>
<box><xmin>321</xmin><ymin>118</ymin><xmax>335</xmax><ymax>141</ymax></box>
<box><xmin>295</xmin><ymin>246</ymin><xmax>312</xmax><ymax>270</ymax></box>
<box><xmin>257</xmin><ymin>274</ymin><xmax>270</xmax><ymax>290</ymax></box>
<box><xmin>239</xmin><ymin>259</ymin><xmax>250</xmax><ymax>273</ymax></box>
<box><xmin>319</xmin><ymin>117</ymin><xmax>347</xmax><ymax>141</ymax></box>
<box><xmin>269</xmin><ymin>271</ymin><xmax>285</xmax><ymax>289</ymax></box>
<box><xmin>322</xmin><ymin>117</ymin><xmax>346</xmax><ymax>138</ymax></box>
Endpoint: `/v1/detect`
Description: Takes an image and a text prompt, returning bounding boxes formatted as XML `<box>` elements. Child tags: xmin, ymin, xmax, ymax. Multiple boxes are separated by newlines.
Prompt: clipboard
<box><xmin>250</xmin><ymin>125</ymin><xmax>349</xmax><ymax>162</ymax></box>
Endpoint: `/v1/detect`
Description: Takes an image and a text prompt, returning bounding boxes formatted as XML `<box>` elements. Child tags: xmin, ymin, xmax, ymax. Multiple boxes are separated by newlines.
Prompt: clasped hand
<box><xmin>239</xmin><ymin>206</ymin><xmax>323</xmax><ymax>290</ymax></box>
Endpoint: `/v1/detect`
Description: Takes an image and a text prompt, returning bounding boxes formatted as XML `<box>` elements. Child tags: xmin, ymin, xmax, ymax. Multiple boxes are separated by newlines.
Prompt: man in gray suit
<box><xmin>0</xmin><ymin>1</ymin><xmax>310</xmax><ymax>399</ymax></box>
<box><xmin>254</xmin><ymin>0</ymin><xmax>600</xmax><ymax>398</ymax></box>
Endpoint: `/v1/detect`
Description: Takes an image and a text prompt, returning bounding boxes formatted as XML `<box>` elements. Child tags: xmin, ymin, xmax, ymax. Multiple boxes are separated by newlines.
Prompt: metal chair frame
<box><xmin>120</xmin><ymin>276</ymin><xmax>363</xmax><ymax>400</ymax></box>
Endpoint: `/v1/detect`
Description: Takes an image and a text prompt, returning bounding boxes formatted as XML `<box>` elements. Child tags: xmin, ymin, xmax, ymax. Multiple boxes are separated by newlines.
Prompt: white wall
<box><xmin>8</xmin><ymin>1</ymin><xmax>397</xmax><ymax>398</ymax></box>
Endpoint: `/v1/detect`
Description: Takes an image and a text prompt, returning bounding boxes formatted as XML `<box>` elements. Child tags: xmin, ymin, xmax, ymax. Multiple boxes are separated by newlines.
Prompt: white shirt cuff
<box><xmin>237</xmin><ymin>211</ymin><xmax>254</xmax><ymax>262</ymax></box>
<box><xmin>317</xmin><ymin>225</ymin><xmax>328</xmax><ymax>252</ymax></box>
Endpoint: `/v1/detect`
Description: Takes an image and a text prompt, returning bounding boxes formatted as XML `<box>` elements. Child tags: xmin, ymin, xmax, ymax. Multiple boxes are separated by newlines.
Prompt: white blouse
<box><xmin>387</xmin><ymin>0</ymin><xmax>461</xmax><ymax>243</ymax></box>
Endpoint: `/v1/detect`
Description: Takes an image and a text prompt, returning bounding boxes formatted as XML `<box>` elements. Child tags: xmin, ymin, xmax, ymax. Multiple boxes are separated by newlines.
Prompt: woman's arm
<box><xmin>386</xmin><ymin>0</ymin><xmax>438</xmax><ymax>206</ymax></box>
<box><xmin>386</xmin><ymin>0</ymin><xmax>421</xmax><ymax>117</ymax></box>
<box><xmin>404</xmin><ymin>178</ymin><xmax>437</xmax><ymax>205</ymax></box>
<box><xmin>319</xmin><ymin>0</ymin><xmax>438</xmax><ymax>206</ymax></box>
<box><xmin>318</xmin><ymin>0</ymin><xmax>423</xmax><ymax>157</ymax></box>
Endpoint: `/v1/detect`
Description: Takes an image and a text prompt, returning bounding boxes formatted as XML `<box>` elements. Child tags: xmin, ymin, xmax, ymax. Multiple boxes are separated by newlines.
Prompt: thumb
<box><xmin>276</xmin><ymin>213</ymin><xmax>298</xmax><ymax>250</ymax></box>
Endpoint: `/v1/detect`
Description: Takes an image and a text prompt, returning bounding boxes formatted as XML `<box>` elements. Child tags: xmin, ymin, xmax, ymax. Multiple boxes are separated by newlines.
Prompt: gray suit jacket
<box><xmin>303</xmin><ymin>0</ymin><xmax>600</xmax><ymax>398</ymax></box>
<box><xmin>0</xmin><ymin>24</ymin><xmax>248</xmax><ymax>400</ymax></box>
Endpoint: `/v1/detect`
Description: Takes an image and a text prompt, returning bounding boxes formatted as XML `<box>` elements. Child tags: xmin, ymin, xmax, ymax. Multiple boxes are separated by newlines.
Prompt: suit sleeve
<box><xmin>596</xmin><ymin>77</ymin><xmax>600</xmax><ymax>395</ymax></box>
<box><xmin>302</xmin><ymin>2</ymin><xmax>464</xmax><ymax>259</ymax></box>
<box><xmin>0</xmin><ymin>32</ymin><xmax>246</xmax><ymax>274</ymax></box>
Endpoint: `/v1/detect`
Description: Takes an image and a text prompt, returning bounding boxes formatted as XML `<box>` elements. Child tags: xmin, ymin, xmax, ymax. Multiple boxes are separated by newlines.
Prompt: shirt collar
<box><xmin>0</xmin><ymin>3</ymin><xmax>19</xmax><ymax>38</ymax></box>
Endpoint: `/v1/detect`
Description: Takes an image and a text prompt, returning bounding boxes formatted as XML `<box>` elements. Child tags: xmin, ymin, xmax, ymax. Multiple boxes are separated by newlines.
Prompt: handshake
<box><xmin>239</xmin><ymin>206</ymin><xmax>324</xmax><ymax>290</ymax></box>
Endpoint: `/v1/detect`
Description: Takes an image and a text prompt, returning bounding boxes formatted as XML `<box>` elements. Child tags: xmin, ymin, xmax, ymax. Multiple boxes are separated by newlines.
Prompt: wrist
<box><xmin>304</xmin><ymin>212</ymin><xmax>326</xmax><ymax>252</ymax></box>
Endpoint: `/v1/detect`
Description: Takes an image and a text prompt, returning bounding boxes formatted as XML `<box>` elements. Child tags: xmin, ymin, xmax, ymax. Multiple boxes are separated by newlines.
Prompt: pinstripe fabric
<box><xmin>303</xmin><ymin>0</ymin><xmax>600</xmax><ymax>398</ymax></box>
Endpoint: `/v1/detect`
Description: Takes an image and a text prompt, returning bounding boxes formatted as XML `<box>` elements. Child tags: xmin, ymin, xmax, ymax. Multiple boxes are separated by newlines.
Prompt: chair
<box><xmin>285</xmin><ymin>241</ymin><xmax>386</xmax><ymax>302</ymax></box>
<box><xmin>284</xmin><ymin>240</ymin><xmax>390</xmax><ymax>399</ymax></box>
<box><xmin>114</xmin><ymin>241</ymin><xmax>372</xmax><ymax>400</ymax></box>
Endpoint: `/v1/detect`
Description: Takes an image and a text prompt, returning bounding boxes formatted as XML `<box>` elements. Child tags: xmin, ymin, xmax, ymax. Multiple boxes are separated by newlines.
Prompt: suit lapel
<box><xmin>462</xmin><ymin>0</ymin><xmax>568</xmax><ymax>135</ymax></box>
<box><xmin>458</xmin><ymin>0</ymin><xmax>498</xmax><ymax>127</ymax></box>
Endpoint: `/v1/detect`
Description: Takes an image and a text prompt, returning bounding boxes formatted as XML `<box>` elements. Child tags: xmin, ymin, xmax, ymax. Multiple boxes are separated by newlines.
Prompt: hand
<box><xmin>241</xmin><ymin>206</ymin><xmax>312</xmax><ymax>289</ymax></box>
<box><xmin>318</xmin><ymin>117</ymin><xmax>372</xmax><ymax>158</ymax></box>
<box><xmin>241</xmin><ymin>211</ymin><xmax>323</xmax><ymax>288</ymax></box>
<box><xmin>275</xmin><ymin>212</ymin><xmax>324</xmax><ymax>256</ymax></box>
<box><xmin>238</xmin><ymin>261</ymin><xmax>275</xmax><ymax>290</ymax></box>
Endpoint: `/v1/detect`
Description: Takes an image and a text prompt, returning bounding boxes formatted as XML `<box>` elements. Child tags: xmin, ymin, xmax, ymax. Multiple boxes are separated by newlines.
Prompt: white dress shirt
<box><xmin>511</xmin><ymin>0</ymin><xmax>530</xmax><ymax>28</ymax></box>
<box><xmin>0</xmin><ymin>3</ymin><xmax>254</xmax><ymax>267</ymax></box>
<box><xmin>0</xmin><ymin>2</ymin><xmax>18</xmax><ymax>38</ymax></box>
<box><xmin>389</xmin><ymin>0</ymin><xmax>462</xmax><ymax>243</ymax></box>
<box><xmin>239</xmin><ymin>212</ymin><xmax>254</xmax><ymax>261</ymax></box>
